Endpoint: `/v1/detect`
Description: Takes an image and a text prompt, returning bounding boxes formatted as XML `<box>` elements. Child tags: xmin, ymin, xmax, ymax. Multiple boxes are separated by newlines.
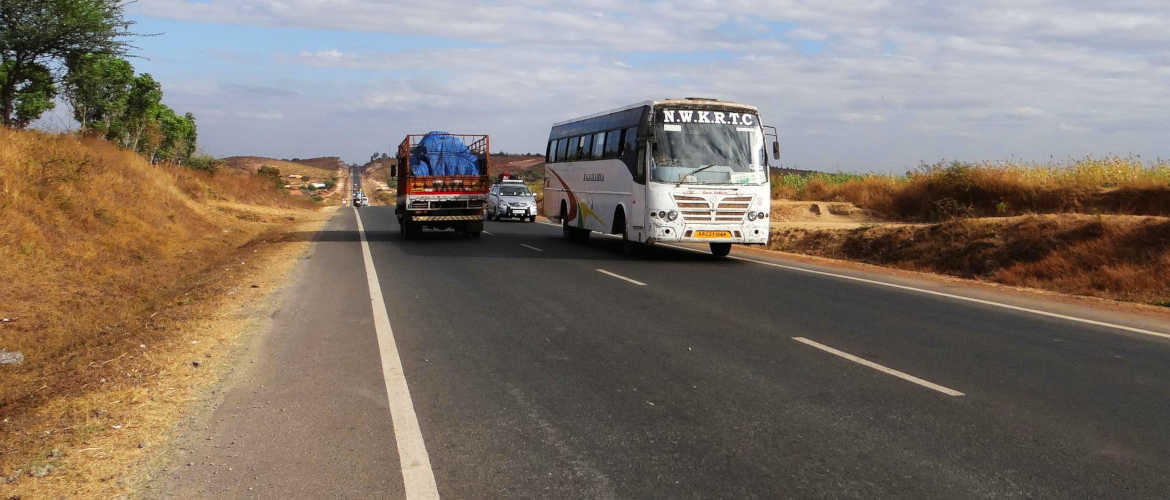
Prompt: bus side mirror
<box><xmin>772</xmin><ymin>141</ymin><xmax>780</xmax><ymax>159</ymax></box>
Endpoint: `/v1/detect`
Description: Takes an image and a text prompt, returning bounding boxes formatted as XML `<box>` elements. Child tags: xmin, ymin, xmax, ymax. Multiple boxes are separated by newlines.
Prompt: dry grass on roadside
<box><xmin>769</xmin><ymin>215</ymin><xmax>1170</xmax><ymax>305</ymax></box>
<box><xmin>0</xmin><ymin>128</ymin><xmax>319</xmax><ymax>487</ymax></box>
<box><xmin>772</xmin><ymin>158</ymin><xmax>1170</xmax><ymax>220</ymax></box>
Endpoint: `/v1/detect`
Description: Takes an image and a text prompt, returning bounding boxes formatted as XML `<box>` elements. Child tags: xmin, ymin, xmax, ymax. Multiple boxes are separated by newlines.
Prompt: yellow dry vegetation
<box><xmin>222</xmin><ymin>156</ymin><xmax>340</xmax><ymax>180</ymax></box>
<box><xmin>0</xmin><ymin>129</ymin><xmax>327</xmax><ymax>495</ymax></box>
<box><xmin>773</xmin><ymin>157</ymin><xmax>1170</xmax><ymax>220</ymax></box>
<box><xmin>769</xmin><ymin>214</ymin><xmax>1170</xmax><ymax>305</ymax></box>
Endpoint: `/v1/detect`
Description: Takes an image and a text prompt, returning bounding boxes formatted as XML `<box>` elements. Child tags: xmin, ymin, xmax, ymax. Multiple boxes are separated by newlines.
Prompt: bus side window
<box><xmin>592</xmin><ymin>132</ymin><xmax>605</xmax><ymax>158</ymax></box>
<box><xmin>547</xmin><ymin>140</ymin><xmax>555</xmax><ymax>162</ymax></box>
<box><xmin>580</xmin><ymin>134</ymin><xmax>592</xmax><ymax>159</ymax></box>
<box><xmin>565</xmin><ymin>137</ymin><xmax>577</xmax><ymax>161</ymax></box>
<box><xmin>557</xmin><ymin>138</ymin><xmax>569</xmax><ymax>160</ymax></box>
<box><xmin>604</xmin><ymin>130</ymin><xmax>621</xmax><ymax>157</ymax></box>
<box><xmin>623</xmin><ymin>127</ymin><xmax>637</xmax><ymax>156</ymax></box>
<box><xmin>636</xmin><ymin>144</ymin><xmax>646</xmax><ymax>182</ymax></box>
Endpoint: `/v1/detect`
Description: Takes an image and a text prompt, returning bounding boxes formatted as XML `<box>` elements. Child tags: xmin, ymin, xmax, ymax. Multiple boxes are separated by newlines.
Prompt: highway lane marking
<box><xmin>520</xmin><ymin>243</ymin><xmax>544</xmax><ymax>252</ymax></box>
<box><xmin>793</xmin><ymin>337</ymin><xmax>965</xmax><ymax>397</ymax></box>
<box><xmin>540</xmin><ymin>223</ymin><xmax>1170</xmax><ymax>340</ymax></box>
<box><xmin>354</xmin><ymin>209</ymin><xmax>440</xmax><ymax>500</ymax></box>
<box><xmin>596</xmin><ymin>268</ymin><xmax>646</xmax><ymax>286</ymax></box>
<box><xmin>729</xmin><ymin>254</ymin><xmax>1170</xmax><ymax>341</ymax></box>
<box><xmin>482</xmin><ymin>230</ymin><xmax>495</xmax><ymax>236</ymax></box>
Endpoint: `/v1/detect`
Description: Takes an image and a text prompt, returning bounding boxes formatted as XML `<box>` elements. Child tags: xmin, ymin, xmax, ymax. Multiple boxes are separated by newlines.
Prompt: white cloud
<box><xmin>787</xmin><ymin>28</ymin><xmax>827</xmax><ymax>40</ymax></box>
<box><xmin>235</xmin><ymin>111</ymin><xmax>285</xmax><ymax>120</ymax></box>
<box><xmin>129</xmin><ymin>0</ymin><xmax>1170</xmax><ymax>170</ymax></box>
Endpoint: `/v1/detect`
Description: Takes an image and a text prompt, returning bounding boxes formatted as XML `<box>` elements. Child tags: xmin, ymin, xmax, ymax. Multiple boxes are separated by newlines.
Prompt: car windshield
<box><xmin>500</xmin><ymin>186</ymin><xmax>530</xmax><ymax>196</ymax></box>
<box><xmin>650</xmin><ymin>115</ymin><xmax>765</xmax><ymax>185</ymax></box>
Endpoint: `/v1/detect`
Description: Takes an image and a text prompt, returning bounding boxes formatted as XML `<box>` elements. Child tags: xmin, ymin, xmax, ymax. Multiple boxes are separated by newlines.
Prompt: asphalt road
<box><xmin>153</xmin><ymin>207</ymin><xmax>1170</xmax><ymax>499</ymax></box>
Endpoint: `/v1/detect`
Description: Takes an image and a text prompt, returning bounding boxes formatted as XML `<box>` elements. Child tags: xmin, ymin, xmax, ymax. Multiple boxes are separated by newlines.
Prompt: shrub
<box><xmin>771</xmin><ymin>157</ymin><xmax>1170</xmax><ymax>220</ymax></box>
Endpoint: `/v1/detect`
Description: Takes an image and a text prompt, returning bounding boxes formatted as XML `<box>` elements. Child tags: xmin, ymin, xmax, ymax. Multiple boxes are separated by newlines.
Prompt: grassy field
<box><xmin>769</xmin><ymin>214</ymin><xmax>1170</xmax><ymax>305</ymax></box>
<box><xmin>0</xmin><ymin>129</ymin><xmax>321</xmax><ymax>490</ymax></box>
<box><xmin>767</xmin><ymin>157</ymin><xmax>1170</xmax><ymax>305</ymax></box>
<box><xmin>771</xmin><ymin>158</ymin><xmax>1170</xmax><ymax>220</ymax></box>
<box><xmin>221</xmin><ymin>156</ymin><xmax>340</xmax><ymax>182</ymax></box>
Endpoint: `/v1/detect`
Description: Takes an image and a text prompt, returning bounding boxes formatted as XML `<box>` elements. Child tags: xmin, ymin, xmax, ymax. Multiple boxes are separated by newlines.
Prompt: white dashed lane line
<box><xmin>793</xmin><ymin>337</ymin><xmax>965</xmax><ymax>397</ymax></box>
<box><xmin>596</xmin><ymin>268</ymin><xmax>647</xmax><ymax>286</ymax></box>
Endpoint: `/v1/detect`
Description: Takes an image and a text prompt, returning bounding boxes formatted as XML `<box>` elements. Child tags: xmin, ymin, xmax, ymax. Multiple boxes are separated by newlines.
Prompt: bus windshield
<box><xmin>651</xmin><ymin>121</ymin><xmax>765</xmax><ymax>185</ymax></box>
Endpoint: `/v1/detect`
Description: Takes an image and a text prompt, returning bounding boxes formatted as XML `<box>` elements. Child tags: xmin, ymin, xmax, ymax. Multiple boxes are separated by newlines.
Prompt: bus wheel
<box><xmin>616</xmin><ymin>211</ymin><xmax>638</xmax><ymax>257</ymax></box>
<box><xmin>561</xmin><ymin>204</ymin><xmax>573</xmax><ymax>240</ymax></box>
<box><xmin>709</xmin><ymin>243</ymin><xmax>731</xmax><ymax>257</ymax></box>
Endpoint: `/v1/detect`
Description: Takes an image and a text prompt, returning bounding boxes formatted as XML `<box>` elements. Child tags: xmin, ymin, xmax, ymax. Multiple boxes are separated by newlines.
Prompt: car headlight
<box><xmin>666</xmin><ymin>210</ymin><xmax>678</xmax><ymax>221</ymax></box>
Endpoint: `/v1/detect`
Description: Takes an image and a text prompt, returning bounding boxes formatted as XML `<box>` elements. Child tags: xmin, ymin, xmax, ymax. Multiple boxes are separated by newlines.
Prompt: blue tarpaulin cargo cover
<box><xmin>410</xmin><ymin>131</ymin><xmax>481</xmax><ymax>176</ymax></box>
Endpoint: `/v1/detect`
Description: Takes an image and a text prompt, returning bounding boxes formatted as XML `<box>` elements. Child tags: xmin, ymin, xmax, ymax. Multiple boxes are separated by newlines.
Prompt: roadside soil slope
<box><xmin>0</xmin><ymin>129</ymin><xmax>333</xmax><ymax>497</ymax></box>
<box><xmin>769</xmin><ymin>213</ymin><xmax>1170</xmax><ymax>305</ymax></box>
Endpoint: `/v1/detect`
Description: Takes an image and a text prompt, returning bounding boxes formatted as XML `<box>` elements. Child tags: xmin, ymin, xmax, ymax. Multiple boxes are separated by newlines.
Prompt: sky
<box><xmin>38</xmin><ymin>1</ymin><xmax>1170</xmax><ymax>172</ymax></box>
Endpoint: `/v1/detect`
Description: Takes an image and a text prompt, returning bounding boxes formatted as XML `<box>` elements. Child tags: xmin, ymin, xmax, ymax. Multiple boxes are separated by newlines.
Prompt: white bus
<box><xmin>543</xmin><ymin>98</ymin><xmax>778</xmax><ymax>257</ymax></box>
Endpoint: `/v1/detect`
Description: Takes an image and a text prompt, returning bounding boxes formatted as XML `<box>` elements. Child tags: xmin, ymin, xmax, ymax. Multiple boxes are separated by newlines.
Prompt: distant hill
<box><xmin>489</xmin><ymin>154</ymin><xmax>544</xmax><ymax>179</ymax></box>
<box><xmin>221</xmin><ymin>156</ymin><xmax>342</xmax><ymax>179</ymax></box>
<box><xmin>292</xmin><ymin>156</ymin><xmax>345</xmax><ymax>171</ymax></box>
<box><xmin>771</xmin><ymin>166</ymin><xmax>826</xmax><ymax>176</ymax></box>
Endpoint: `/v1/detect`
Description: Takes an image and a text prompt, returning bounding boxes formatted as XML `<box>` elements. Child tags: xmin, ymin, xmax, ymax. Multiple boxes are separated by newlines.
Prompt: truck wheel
<box><xmin>402</xmin><ymin>216</ymin><xmax>419</xmax><ymax>240</ymax></box>
<box><xmin>709</xmin><ymin>243</ymin><xmax>731</xmax><ymax>257</ymax></box>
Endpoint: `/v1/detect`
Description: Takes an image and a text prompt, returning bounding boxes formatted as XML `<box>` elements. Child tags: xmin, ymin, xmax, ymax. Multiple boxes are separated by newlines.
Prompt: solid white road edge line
<box><xmin>730</xmin><ymin>254</ymin><xmax>1170</xmax><ymax>341</ymax></box>
<box><xmin>520</xmin><ymin>243</ymin><xmax>543</xmax><ymax>252</ymax></box>
<box><xmin>354</xmin><ymin>209</ymin><xmax>440</xmax><ymax>500</ymax></box>
<box><xmin>596</xmin><ymin>268</ymin><xmax>647</xmax><ymax>286</ymax></box>
<box><xmin>538</xmin><ymin>222</ymin><xmax>1170</xmax><ymax>340</ymax></box>
<box><xmin>653</xmin><ymin>240</ymin><xmax>1170</xmax><ymax>341</ymax></box>
<box><xmin>793</xmin><ymin>337</ymin><xmax>965</xmax><ymax>397</ymax></box>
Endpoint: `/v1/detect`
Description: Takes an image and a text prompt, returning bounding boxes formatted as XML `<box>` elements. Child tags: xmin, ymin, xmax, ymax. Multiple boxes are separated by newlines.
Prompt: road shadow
<box><xmin>263</xmin><ymin>227</ymin><xmax>743</xmax><ymax>264</ymax></box>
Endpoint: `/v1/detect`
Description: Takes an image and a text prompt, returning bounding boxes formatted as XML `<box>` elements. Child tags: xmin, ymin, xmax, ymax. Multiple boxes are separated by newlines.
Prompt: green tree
<box><xmin>120</xmin><ymin>72</ymin><xmax>161</xmax><ymax>149</ymax></box>
<box><xmin>63</xmin><ymin>52</ymin><xmax>133</xmax><ymax>136</ymax></box>
<box><xmin>152</xmin><ymin>106</ymin><xmax>196</xmax><ymax>164</ymax></box>
<box><xmin>0</xmin><ymin>0</ymin><xmax>134</xmax><ymax>128</ymax></box>
<box><xmin>0</xmin><ymin>60</ymin><xmax>56</xmax><ymax>127</ymax></box>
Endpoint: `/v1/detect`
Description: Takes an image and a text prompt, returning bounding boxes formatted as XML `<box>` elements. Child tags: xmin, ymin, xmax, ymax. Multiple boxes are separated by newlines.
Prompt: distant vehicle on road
<box><xmin>395</xmin><ymin>132</ymin><xmax>489</xmax><ymax>239</ymax></box>
<box><xmin>487</xmin><ymin>179</ymin><xmax>537</xmax><ymax>222</ymax></box>
<box><xmin>543</xmin><ymin>97</ymin><xmax>779</xmax><ymax>257</ymax></box>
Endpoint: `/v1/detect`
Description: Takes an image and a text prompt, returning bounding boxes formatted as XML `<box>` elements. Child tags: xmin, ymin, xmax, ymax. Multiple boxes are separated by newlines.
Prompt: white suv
<box><xmin>487</xmin><ymin>180</ymin><xmax>537</xmax><ymax>222</ymax></box>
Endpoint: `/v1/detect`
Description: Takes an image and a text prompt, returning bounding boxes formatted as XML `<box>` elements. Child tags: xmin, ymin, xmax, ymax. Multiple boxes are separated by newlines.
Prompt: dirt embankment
<box><xmin>0</xmin><ymin>129</ymin><xmax>329</xmax><ymax>496</ymax></box>
<box><xmin>770</xmin><ymin>214</ymin><xmax>1170</xmax><ymax>305</ymax></box>
<box><xmin>358</xmin><ymin>160</ymin><xmax>395</xmax><ymax>206</ymax></box>
<box><xmin>766</xmin><ymin>160</ymin><xmax>1170</xmax><ymax>305</ymax></box>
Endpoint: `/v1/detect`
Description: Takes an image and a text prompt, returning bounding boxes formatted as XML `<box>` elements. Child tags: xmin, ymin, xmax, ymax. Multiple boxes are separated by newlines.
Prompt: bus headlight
<box><xmin>666</xmin><ymin>210</ymin><xmax>678</xmax><ymax>221</ymax></box>
<box><xmin>658</xmin><ymin>210</ymin><xmax>667</xmax><ymax>219</ymax></box>
<box><xmin>758</xmin><ymin>211</ymin><xmax>767</xmax><ymax>219</ymax></box>
<box><xmin>747</xmin><ymin>211</ymin><xmax>757</xmax><ymax>221</ymax></box>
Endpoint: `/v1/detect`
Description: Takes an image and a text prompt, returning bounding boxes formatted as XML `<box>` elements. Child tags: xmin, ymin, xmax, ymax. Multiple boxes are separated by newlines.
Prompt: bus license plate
<box><xmin>694</xmin><ymin>230</ymin><xmax>732</xmax><ymax>239</ymax></box>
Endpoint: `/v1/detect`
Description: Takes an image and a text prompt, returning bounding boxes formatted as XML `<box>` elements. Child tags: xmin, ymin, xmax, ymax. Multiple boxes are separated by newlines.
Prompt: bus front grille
<box><xmin>674</xmin><ymin>195</ymin><xmax>753</xmax><ymax>223</ymax></box>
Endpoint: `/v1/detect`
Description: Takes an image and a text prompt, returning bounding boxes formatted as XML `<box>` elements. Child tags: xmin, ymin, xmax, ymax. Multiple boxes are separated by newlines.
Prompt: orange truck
<box><xmin>394</xmin><ymin>132</ymin><xmax>490</xmax><ymax>239</ymax></box>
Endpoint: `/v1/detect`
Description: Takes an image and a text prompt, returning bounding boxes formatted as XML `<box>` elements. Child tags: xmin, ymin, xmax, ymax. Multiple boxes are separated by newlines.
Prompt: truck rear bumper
<box><xmin>411</xmin><ymin>215</ymin><xmax>483</xmax><ymax>222</ymax></box>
